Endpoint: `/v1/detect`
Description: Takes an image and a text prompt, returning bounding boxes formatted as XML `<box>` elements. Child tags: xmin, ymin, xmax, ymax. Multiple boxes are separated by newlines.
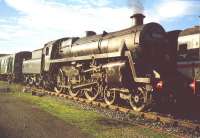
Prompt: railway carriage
<box><xmin>0</xmin><ymin>54</ymin><xmax>14</xmax><ymax>81</ymax></box>
<box><xmin>0</xmin><ymin>52</ymin><xmax>31</xmax><ymax>82</ymax></box>
<box><xmin>176</xmin><ymin>26</ymin><xmax>200</xmax><ymax>96</ymax></box>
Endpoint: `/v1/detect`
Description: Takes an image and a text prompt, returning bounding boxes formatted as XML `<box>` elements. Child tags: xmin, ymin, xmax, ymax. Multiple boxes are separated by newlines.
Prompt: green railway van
<box><xmin>0</xmin><ymin>52</ymin><xmax>31</xmax><ymax>82</ymax></box>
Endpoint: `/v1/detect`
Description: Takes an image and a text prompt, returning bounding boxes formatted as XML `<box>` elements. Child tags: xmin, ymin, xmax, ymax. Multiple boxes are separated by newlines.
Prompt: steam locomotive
<box><xmin>0</xmin><ymin>13</ymin><xmax>199</xmax><ymax>112</ymax></box>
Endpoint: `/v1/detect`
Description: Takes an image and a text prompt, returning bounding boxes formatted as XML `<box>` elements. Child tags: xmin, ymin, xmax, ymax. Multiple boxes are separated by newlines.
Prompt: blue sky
<box><xmin>0</xmin><ymin>0</ymin><xmax>200</xmax><ymax>53</ymax></box>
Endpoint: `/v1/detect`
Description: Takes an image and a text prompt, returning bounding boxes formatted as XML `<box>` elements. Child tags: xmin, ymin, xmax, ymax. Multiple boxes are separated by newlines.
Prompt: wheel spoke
<box><xmin>54</xmin><ymin>69</ymin><xmax>65</xmax><ymax>93</ymax></box>
<box><xmin>84</xmin><ymin>85</ymin><xmax>99</xmax><ymax>101</ymax></box>
<box><xmin>69</xmin><ymin>89</ymin><xmax>79</xmax><ymax>97</ymax></box>
<box><xmin>129</xmin><ymin>87</ymin><xmax>147</xmax><ymax>112</ymax></box>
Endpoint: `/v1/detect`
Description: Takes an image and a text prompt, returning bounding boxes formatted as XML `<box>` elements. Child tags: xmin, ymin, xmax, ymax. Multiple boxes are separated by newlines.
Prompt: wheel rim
<box><xmin>104</xmin><ymin>89</ymin><xmax>116</xmax><ymax>105</ymax></box>
<box><xmin>28</xmin><ymin>77</ymin><xmax>34</xmax><ymax>86</ymax></box>
<box><xmin>35</xmin><ymin>76</ymin><xmax>41</xmax><ymax>88</ymax></box>
<box><xmin>129</xmin><ymin>87</ymin><xmax>146</xmax><ymax>112</ymax></box>
<box><xmin>54</xmin><ymin>69</ymin><xmax>65</xmax><ymax>93</ymax></box>
<box><xmin>68</xmin><ymin>86</ymin><xmax>80</xmax><ymax>97</ymax></box>
<box><xmin>42</xmin><ymin>79</ymin><xmax>48</xmax><ymax>89</ymax></box>
<box><xmin>24</xmin><ymin>76</ymin><xmax>28</xmax><ymax>85</ymax></box>
<box><xmin>84</xmin><ymin>85</ymin><xmax>99</xmax><ymax>101</ymax></box>
<box><xmin>67</xmin><ymin>75</ymin><xmax>82</xmax><ymax>97</ymax></box>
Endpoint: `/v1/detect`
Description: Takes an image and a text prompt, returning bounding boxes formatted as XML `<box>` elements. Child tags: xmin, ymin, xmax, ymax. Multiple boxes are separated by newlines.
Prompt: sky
<box><xmin>0</xmin><ymin>0</ymin><xmax>200</xmax><ymax>54</ymax></box>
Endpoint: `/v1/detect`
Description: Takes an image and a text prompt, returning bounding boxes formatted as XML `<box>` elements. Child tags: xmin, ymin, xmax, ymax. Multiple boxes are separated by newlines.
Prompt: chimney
<box><xmin>130</xmin><ymin>13</ymin><xmax>145</xmax><ymax>26</ymax></box>
<box><xmin>86</xmin><ymin>31</ymin><xmax>96</xmax><ymax>37</ymax></box>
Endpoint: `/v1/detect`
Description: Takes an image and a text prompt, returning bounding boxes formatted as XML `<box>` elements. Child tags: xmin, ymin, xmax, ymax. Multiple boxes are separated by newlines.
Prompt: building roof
<box><xmin>180</xmin><ymin>26</ymin><xmax>200</xmax><ymax>36</ymax></box>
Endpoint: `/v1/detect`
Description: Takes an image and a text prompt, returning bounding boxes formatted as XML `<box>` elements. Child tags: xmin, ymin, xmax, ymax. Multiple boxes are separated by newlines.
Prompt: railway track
<box><xmin>29</xmin><ymin>87</ymin><xmax>200</xmax><ymax>135</ymax></box>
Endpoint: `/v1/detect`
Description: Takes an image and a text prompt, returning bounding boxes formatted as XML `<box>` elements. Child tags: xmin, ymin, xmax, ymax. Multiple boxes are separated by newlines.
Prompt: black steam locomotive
<box><xmin>0</xmin><ymin>14</ymin><xmax>173</xmax><ymax>112</ymax></box>
<box><xmin>1</xmin><ymin>13</ymin><xmax>199</xmax><ymax>112</ymax></box>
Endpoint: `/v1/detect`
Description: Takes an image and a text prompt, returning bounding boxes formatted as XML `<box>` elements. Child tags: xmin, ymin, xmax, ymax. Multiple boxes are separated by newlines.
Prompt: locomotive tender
<box><xmin>22</xmin><ymin>13</ymin><xmax>169</xmax><ymax>112</ymax></box>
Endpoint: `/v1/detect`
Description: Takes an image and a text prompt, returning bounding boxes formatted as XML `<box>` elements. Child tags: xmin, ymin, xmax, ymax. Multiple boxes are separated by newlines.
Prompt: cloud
<box><xmin>157</xmin><ymin>0</ymin><xmax>187</xmax><ymax>18</ymax></box>
<box><xmin>143</xmin><ymin>0</ymin><xmax>200</xmax><ymax>25</ymax></box>
<box><xmin>1</xmin><ymin>0</ymin><xmax>133</xmax><ymax>53</ymax></box>
<box><xmin>72</xmin><ymin>0</ymin><xmax>111</xmax><ymax>7</ymax></box>
<box><xmin>0</xmin><ymin>0</ymin><xmax>200</xmax><ymax>53</ymax></box>
<box><xmin>156</xmin><ymin>0</ymin><xmax>200</xmax><ymax>20</ymax></box>
<box><xmin>4</xmin><ymin>0</ymin><xmax>131</xmax><ymax>32</ymax></box>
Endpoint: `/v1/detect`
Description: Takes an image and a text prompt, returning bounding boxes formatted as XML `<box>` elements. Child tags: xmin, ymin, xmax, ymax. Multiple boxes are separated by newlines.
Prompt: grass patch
<box><xmin>0</xmin><ymin>81</ymin><xmax>177</xmax><ymax>138</ymax></box>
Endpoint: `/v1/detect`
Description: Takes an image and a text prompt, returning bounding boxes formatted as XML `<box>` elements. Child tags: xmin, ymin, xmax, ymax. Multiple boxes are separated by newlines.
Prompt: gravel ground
<box><xmin>51</xmin><ymin>95</ymin><xmax>200</xmax><ymax>138</ymax></box>
<box><xmin>0</xmin><ymin>94</ymin><xmax>91</xmax><ymax>138</ymax></box>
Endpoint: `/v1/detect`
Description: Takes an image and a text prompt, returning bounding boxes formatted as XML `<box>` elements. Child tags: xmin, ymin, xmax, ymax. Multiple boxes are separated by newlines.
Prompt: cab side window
<box><xmin>46</xmin><ymin>47</ymin><xmax>49</xmax><ymax>56</ymax></box>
